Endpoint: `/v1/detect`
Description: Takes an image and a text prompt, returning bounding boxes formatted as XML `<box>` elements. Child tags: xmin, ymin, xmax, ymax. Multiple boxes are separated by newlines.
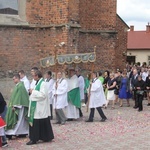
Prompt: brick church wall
<box><xmin>115</xmin><ymin>15</ymin><xmax>128</xmax><ymax>70</ymax></box>
<box><xmin>26</xmin><ymin>0</ymin><xmax>69</xmax><ymax>25</ymax></box>
<box><xmin>0</xmin><ymin>0</ymin><xmax>128</xmax><ymax>99</ymax></box>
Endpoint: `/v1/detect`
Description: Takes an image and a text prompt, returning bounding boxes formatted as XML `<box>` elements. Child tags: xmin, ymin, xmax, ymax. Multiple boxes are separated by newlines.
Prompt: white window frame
<box><xmin>0</xmin><ymin>0</ymin><xmax>28</xmax><ymax>26</ymax></box>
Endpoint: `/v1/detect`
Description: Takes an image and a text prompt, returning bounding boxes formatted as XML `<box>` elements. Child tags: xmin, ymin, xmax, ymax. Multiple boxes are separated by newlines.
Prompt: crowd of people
<box><xmin>0</xmin><ymin>63</ymin><xmax>150</xmax><ymax>148</ymax></box>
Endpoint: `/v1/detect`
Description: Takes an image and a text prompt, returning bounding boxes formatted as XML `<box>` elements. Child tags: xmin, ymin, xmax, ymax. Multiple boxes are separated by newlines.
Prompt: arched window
<box><xmin>0</xmin><ymin>0</ymin><xmax>18</xmax><ymax>15</ymax></box>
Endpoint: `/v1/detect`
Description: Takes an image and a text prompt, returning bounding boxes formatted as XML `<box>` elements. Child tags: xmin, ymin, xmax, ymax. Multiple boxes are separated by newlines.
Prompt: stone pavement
<box><xmin>3</xmin><ymin>100</ymin><xmax>150</xmax><ymax>150</ymax></box>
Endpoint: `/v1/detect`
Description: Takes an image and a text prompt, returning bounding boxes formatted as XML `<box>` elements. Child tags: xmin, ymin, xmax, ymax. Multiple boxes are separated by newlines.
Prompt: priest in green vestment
<box><xmin>5</xmin><ymin>74</ymin><xmax>29</xmax><ymax>139</ymax></box>
<box><xmin>66</xmin><ymin>68</ymin><xmax>81</xmax><ymax>120</ymax></box>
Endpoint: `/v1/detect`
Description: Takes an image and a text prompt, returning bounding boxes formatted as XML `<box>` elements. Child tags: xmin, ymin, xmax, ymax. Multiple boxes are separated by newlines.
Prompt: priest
<box><xmin>27</xmin><ymin>70</ymin><xmax>54</xmax><ymax>145</ymax></box>
<box><xmin>66</xmin><ymin>68</ymin><xmax>81</xmax><ymax>121</ymax></box>
<box><xmin>52</xmin><ymin>72</ymin><xmax>68</xmax><ymax>125</ymax></box>
<box><xmin>76</xmin><ymin>68</ymin><xmax>85</xmax><ymax>117</ymax></box>
<box><xmin>5</xmin><ymin>74</ymin><xmax>29</xmax><ymax>139</ymax></box>
<box><xmin>45</xmin><ymin>70</ymin><xmax>55</xmax><ymax>120</ymax></box>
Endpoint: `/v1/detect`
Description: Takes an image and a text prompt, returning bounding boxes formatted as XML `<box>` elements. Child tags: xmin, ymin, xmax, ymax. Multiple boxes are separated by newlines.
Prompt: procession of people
<box><xmin>0</xmin><ymin>62</ymin><xmax>150</xmax><ymax>148</ymax></box>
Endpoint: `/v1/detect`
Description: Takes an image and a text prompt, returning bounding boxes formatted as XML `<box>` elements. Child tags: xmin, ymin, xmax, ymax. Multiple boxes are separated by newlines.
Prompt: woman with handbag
<box><xmin>114</xmin><ymin>71</ymin><xmax>122</xmax><ymax>104</ymax></box>
<box><xmin>106</xmin><ymin>73</ymin><xmax>117</xmax><ymax>109</ymax></box>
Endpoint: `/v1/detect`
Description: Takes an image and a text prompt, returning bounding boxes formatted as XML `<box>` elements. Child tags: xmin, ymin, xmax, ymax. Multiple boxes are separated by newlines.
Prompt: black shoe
<box><xmin>147</xmin><ymin>103</ymin><xmax>150</xmax><ymax>106</ymax></box>
<box><xmin>26</xmin><ymin>141</ymin><xmax>36</xmax><ymax>145</ymax></box>
<box><xmin>85</xmin><ymin>120</ymin><xmax>93</xmax><ymax>122</ymax></box>
<box><xmin>2</xmin><ymin>142</ymin><xmax>8</xmax><ymax>148</ymax></box>
<box><xmin>17</xmin><ymin>134</ymin><xmax>27</xmax><ymax>138</ymax></box>
<box><xmin>67</xmin><ymin>119</ymin><xmax>73</xmax><ymax>121</ymax></box>
<box><xmin>138</xmin><ymin>110</ymin><xmax>142</xmax><ymax>112</ymax></box>
<box><xmin>6</xmin><ymin>135</ymin><xmax>12</xmax><ymax>140</ymax></box>
<box><xmin>133</xmin><ymin>106</ymin><xmax>138</xmax><ymax>109</ymax></box>
<box><xmin>80</xmin><ymin>114</ymin><xmax>83</xmax><ymax>117</ymax></box>
<box><xmin>43</xmin><ymin>140</ymin><xmax>50</xmax><ymax>142</ymax></box>
<box><xmin>100</xmin><ymin>118</ymin><xmax>107</xmax><ymax>122</ymax></box>
<box><xmin>53</xmin><ymin>121</ymin><xmax>61</xmax><ymax>124</ymax></box>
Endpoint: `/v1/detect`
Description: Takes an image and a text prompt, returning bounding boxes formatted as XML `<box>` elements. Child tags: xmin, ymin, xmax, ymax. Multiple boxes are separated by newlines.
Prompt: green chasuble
<box><xmin>5</xmin><ymin>82</ymin><xmax>29</xmax><ymax>130</ymax></box>
<box><xmin>29</xmin><ymin>78</ymin><xmax>44</xmax><ymax>126</ymax></box>
<box><xmin>68</xmin><ymin>87</ymin><xmax>81</xmax><ymax>108</ymax></box>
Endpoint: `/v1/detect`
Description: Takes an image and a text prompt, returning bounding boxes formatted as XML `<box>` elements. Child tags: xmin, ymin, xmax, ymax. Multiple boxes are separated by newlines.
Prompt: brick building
<box><xmin>0</xmin><ymin>0</ymin><xmax>128</xmax><ymax>77</ymax></box>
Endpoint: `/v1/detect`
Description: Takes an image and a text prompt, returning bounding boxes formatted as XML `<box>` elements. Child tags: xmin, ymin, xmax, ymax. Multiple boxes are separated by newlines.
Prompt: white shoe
<box><xmin>2</xmin><ymin>142</ymin><xmax>8</xmax><ymax>148</ymax></box>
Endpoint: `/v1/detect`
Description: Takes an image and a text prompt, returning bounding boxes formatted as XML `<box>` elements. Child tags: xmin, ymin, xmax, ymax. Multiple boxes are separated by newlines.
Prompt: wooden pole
<box><xmin>86</xmin><ymin>62</ymin><xmax>94</xmax><ymax>112</ymax></box>
<box><xmin>54</xmin><ymin>44</ymin><xmax>58</xmax><ymax>112</ymax></box>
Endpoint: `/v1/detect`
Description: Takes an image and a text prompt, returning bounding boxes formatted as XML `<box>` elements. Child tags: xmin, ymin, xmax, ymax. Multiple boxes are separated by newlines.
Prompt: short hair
<box><xmin>31</xmin><ymin>67</ymin><xmax>38</xmax><ymax>71</ymax></box>
<box><xmin>13</xmin><ymin>74</ymin><xmax>20</xmax><ymax>79</ymax></box>
<box><xmin>46</xmin><ymin>71</ymin><xmax>52</xmax><ymax>76</ymax></box>
<box><xmin>34</xmin><ymin>70</ymin><xmax>43</xmax><ymax>78</ymax></box>
<box><xmin>18</xmin><ymin>70</ymin><xmax>25</xmax><ymax>74</ymax></box>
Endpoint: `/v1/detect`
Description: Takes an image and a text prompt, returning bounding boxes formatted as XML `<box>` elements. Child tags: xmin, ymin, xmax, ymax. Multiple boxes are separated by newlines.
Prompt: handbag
<box><xmin>136</xmin><ymin>90</ymin><xmax>144</xmax><ymax>95</ymax></box>
<box><xmin>114</xmin><ymin>88</ymin><xmax>119</xmax><ymax>95</ymax></box>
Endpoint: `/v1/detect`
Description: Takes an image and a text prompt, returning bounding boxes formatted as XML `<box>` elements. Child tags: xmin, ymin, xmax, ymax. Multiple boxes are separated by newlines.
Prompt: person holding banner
<box><xmin>86</xmin><ymin>72</ymin><xmax>107</xmax><ymax>122</ymax></box>
<box><xmin>52</xmin><ymin>72</ymin><xmax>68</xmax><ymax>125</ymax></box>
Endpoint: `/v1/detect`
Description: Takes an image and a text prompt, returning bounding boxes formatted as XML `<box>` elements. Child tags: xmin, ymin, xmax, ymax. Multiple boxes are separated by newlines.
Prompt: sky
<box><xmin>117</xmin><ymin>0</ymin><xmax>150</xmax><ymax>31</ymax></box>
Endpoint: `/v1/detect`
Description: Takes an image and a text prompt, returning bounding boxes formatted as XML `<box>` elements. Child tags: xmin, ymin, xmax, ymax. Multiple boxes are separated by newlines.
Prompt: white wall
<box><xmin>127</xmin><ymin>49</ymin><xmax>150</xmax><ymax>65</ymax></box>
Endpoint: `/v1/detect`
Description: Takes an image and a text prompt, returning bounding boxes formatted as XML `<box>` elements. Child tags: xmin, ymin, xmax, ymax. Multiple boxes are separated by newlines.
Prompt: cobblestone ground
<box><xmin>3</xmin><ymin>99</ymin><xmax>150</xmax><ymax>150</ymax></box>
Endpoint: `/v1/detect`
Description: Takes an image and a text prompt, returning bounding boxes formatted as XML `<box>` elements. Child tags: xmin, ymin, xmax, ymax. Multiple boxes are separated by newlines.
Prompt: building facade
<box><xmin>127</xmin><ymin>25</ymin><xmax>150</xmax><ymax>65</ymax></box>
<box><xmin>0</xmin><ymin>0</ymin><xmax>128</xmax><ymax>78</ymax></box>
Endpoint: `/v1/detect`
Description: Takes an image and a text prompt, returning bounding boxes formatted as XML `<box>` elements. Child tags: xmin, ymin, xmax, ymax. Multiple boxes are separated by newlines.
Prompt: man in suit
<box><xmin>135</xmin><ymin>75</ymin><xmax>145</xmax><ymax>112</ymax></box>
<box><xmin>131</xmin><ymin>69</ymin><xmax>138</xmax><ymax>108</ymax></box>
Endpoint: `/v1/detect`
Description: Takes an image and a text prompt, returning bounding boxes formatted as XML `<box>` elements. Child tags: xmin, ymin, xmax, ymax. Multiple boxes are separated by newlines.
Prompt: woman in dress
<box><xmin>114</xmin><ymin>71</ymin><xmax>122</xmax><ymax>104</ymax></box>
<box><xmin>106</xmin><ymin>73</ymin><xmax>116</xmax><ymax>109</ymax></box>
<box><xmin>119</xmin><ymin>72</ymin><xmax>131</xmax><ymax>107</ymax></box>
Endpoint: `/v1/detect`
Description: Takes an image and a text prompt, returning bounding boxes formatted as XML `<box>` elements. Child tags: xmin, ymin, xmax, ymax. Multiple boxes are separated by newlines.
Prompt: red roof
<box><xmin>127</xmin><ymin>31</ymin><xmax>150</xmax><ymax>49</ymax></box>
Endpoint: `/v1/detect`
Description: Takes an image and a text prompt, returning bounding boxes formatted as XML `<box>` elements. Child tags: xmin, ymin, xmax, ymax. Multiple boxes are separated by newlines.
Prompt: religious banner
<box><xmin>40</xmin><ymin>51</ymin><xmax>96</xmax><ymax>68</ymax></box>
